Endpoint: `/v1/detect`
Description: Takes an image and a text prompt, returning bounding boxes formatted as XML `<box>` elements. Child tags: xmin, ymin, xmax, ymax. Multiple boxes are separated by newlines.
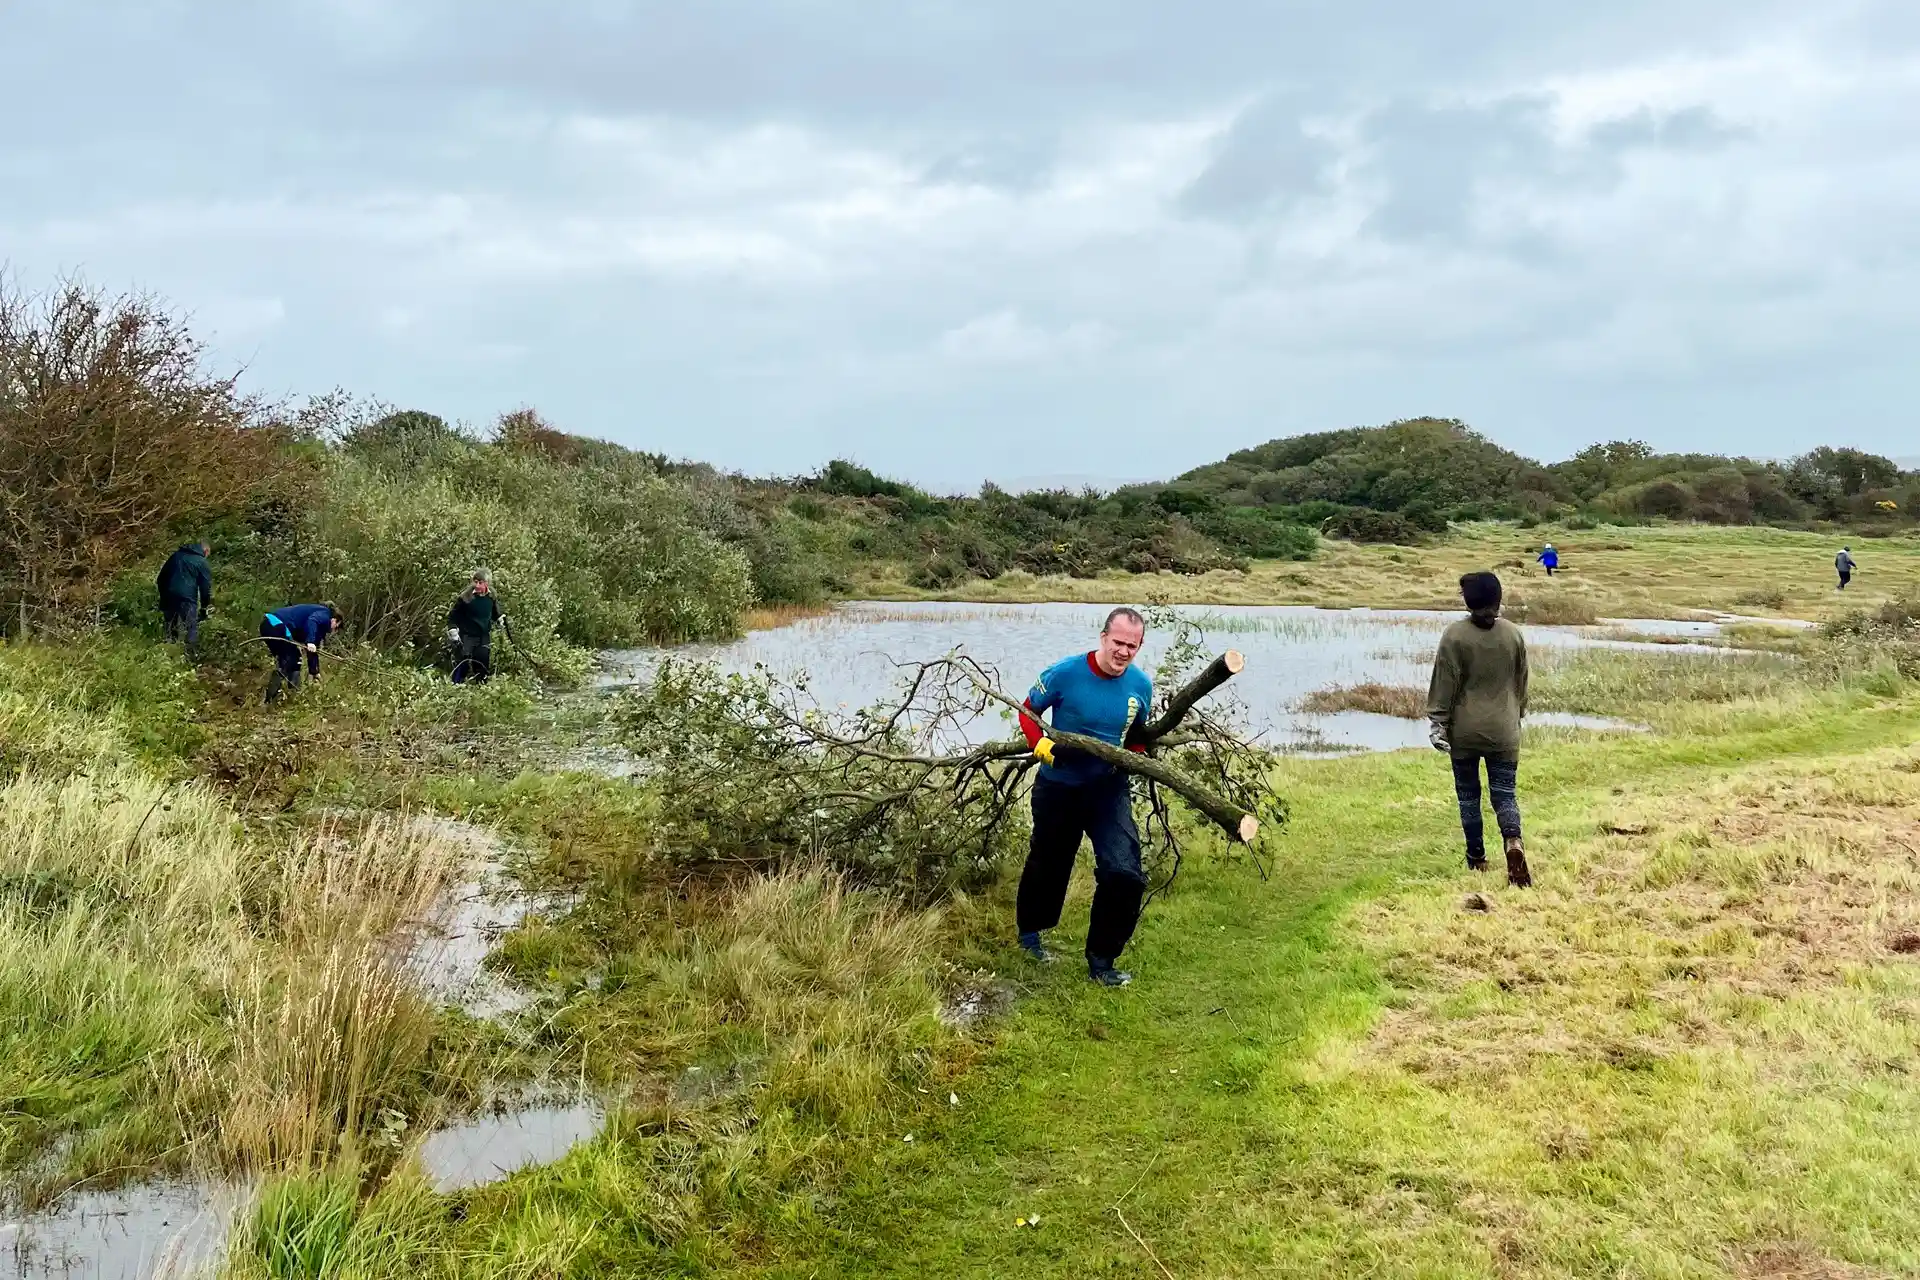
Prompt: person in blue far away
<box><xmin>1537</xmin><ymin>542</ymin><xmax>1559</xmax><ymax>577</ymax></box>
<box><xmin>1015</xmin><ymin>606</ymin><xmax>1153</xmax><ymax>987</ymax></box>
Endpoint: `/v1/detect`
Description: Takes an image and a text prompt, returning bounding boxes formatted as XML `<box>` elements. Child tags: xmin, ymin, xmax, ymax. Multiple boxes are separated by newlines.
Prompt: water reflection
<box><xmin>601</xmin><ymin>603</ymin><xmax>1673</xmax><ymax>752</ymax></box>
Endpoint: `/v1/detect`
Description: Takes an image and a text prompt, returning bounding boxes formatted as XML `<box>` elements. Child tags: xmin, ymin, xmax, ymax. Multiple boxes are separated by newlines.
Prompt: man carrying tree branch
<box><xmin>1017</xmin><ymin>606</ymin><xmax>1153</xmax><ymax>987</ymax></box>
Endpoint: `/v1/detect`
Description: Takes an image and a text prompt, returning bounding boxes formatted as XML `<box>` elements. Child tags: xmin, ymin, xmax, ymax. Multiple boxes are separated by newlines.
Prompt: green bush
<box><xmin>1324</xmin><ymin>508</ymin><xmax>1422</xmax><ymax>545</ymax></box>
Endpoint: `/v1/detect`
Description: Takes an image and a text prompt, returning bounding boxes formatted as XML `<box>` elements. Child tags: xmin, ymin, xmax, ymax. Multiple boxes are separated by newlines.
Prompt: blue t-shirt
<box><xmin>1026</xmin><ymin>652</ymin><xmax>1152</xmax><ymax>785</ymax></box>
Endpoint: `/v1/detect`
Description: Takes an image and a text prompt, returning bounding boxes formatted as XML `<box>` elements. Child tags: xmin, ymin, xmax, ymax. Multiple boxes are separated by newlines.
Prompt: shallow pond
<box><xmin>600</xmin><ymin>603</ymin><xmax>1693</xmax><ymax>752</ymax></box>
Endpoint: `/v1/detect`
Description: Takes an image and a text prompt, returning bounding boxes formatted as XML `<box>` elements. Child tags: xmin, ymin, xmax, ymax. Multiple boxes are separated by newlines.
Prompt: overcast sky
<box><xmin>5</xmin><ymin>2</ymin><xmax>1917</xmax><ymax>490</ymax></box>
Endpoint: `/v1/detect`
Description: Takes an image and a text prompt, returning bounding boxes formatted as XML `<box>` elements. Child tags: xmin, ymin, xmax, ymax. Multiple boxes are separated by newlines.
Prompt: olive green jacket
<box><xmin>1427</xmin><ymin>614</ymin><xmax>1529</xmax><ymax>757</ymax></box>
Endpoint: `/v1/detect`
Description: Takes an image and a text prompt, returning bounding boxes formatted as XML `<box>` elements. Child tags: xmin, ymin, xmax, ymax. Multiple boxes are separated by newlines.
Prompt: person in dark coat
<box><xmin>447</xmin><ymin>569</ymin><xmax>506</xmax><ymax>684</ymax></box>
<box><xmin>1427</xmin><ymin>571</ymin><xmax>1533</xmax><ymax>887</ymax></box>
<box><xmin>260</xmin><ymin>603</ymin><xmax>342</xmax><ymax>704</ymax></box>
<box><xmin>156</xmin><ymin>542</ymin><xmax>212</xmax><ymax>654</ymax></box>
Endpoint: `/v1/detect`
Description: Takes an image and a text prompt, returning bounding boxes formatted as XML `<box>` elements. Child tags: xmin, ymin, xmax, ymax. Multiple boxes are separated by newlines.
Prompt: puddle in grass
<box><xmin>0</xmin><ymin>1182</ymin><xmax>241</xmax><ymax>1280</ymax></box>
<box><xmin>416</xmin><ymin>1101</ymin><xmax>606</xmax><ymax>1194</ymax></box>
<box><xmin>400</xmin><ymin>816</ymin><xmax>562</xmax><ymax>1018</ymax></box>
<box><xmin>599</xmin><ymin>602</ymin><xmax>1703</xmax><ymax>752</ymax></box>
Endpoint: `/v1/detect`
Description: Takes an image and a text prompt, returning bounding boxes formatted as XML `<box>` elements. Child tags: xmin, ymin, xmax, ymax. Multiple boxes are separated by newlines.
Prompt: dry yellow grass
<box><xmin>1301</xmin><ymin>682</ymin><xmax>1428</xmax><ymax>718</ymax></box>
<box><xmin>1308</xmin><ymin>737</ymin><xmax>1920</xmax><ymax>1275</ymax></box>
<box><xmin>861</xmin><ymin>525</ymin><xmax>1920</xmax><ymax>623</ymax></box>
<box><xmin>742</xmin><ymin>603</ymin><xmax>836</xmax><ymax>631</ymax></box>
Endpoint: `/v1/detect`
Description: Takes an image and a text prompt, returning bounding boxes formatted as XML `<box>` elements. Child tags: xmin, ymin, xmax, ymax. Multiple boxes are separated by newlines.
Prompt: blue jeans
<box><xmin>1017</xmin><ymin>773</ymin><xmax>1147</xmax><ymax>963</ymax></box>
<box><xmin>1451</xmin><ymin>752</ymin><xmax>1521</xmax><ymax>862</ymax></box>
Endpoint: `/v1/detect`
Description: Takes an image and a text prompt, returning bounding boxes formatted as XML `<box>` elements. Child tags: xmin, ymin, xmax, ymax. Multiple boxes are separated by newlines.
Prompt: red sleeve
<box><xmin>1019</xmin><ymin>696</ymin><xmax>1045</xmax><ymax>748</ymax></box>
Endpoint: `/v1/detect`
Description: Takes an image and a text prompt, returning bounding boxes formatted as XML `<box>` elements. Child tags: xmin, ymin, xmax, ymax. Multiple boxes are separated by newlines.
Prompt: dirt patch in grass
<box><xmin>1301</xmin><ymin>682</ymin><xmax>1428</xmax><ymax>718</ymax></box>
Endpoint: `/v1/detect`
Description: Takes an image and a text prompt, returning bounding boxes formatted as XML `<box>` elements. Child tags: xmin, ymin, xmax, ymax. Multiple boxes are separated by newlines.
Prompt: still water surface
<box><xmin>602</xmin><ymin>602</ymin><xmax>1679</xmax><ymax>752</ymax></box>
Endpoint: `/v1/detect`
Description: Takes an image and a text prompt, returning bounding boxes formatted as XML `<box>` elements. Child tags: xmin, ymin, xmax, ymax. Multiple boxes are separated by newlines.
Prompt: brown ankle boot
<box><xmin>1504</xmin><ymin>836</ymin><xmax>1532</xmax><ymax>888</ymax></box>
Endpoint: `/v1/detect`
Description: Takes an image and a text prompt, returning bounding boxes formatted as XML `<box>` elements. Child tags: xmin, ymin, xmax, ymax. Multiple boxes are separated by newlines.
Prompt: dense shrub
<box><xmin>1323</xmin><ymin>508</ymin><xmax>1422</xmax><ymax>545</ymax></box>
<box><xmin>0</xmin><ymin>279</ymin><xmax>292</xmax><ymax>629</ymax></box>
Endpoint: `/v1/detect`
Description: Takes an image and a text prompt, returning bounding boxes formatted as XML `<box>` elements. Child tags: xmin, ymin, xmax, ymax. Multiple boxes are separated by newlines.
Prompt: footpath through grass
<box><xmin>745</xmin><ymin>689</ymin><xmax>1920</xmax><ymax>1277</ymax></box>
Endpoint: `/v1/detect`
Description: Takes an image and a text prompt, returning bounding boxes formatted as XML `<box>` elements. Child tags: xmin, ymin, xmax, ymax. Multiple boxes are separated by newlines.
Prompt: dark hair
<box><xmin>1459</xmin><ymin>571</ymin><xmax>1502</xmax><ymax>612</ymax></box>
<box><xmin>1103</xmin><ymin>606</ymin><xmax>1146</xmax><ymax>635</ymax></box>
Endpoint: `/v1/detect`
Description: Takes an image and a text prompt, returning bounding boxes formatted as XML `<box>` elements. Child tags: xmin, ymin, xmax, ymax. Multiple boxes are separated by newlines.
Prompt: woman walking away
<box><xmin>1537</xmin><ymin>543</ymin><xmax>1559</xmax><ymax>577</ymax></box>
<box><xmin>447</xmin><ymin>569</ymin><xmax>506</xmax><ymax>684</ymax></box>
<box><xmin>1427</xmin><ymin>571</ymin><xmax>1532</xmax><ymax>887</ymax></box>
<box><xmin>1836</xmin><ymin>546</ymin><xmax>1855</xmax><ymax>591</ymax></box>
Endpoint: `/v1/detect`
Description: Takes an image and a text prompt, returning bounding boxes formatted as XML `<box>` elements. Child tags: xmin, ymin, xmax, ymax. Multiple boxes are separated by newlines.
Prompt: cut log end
<box><xmin>1236</xmin><ymin>814</ymin><xmax>1259</xmax><ymax>843</ymax></box>
<box><xmin>1223</xmin><ymin>649</ymin><xmax>1245</xmax><ymax>675</ymax></box>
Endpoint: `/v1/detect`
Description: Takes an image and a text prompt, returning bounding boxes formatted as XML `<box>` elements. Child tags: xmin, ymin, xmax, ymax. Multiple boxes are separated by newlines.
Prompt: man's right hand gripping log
<box><xmin>1014</xmin><ymin>606</ymin><xmax>1250</xmax><ymax>988</ymax></box>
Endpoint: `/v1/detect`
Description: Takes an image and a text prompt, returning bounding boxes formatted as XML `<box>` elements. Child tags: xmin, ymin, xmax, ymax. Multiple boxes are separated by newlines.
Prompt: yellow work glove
<box><xmin>1033</xmin><ymin>737</ymin><xmax>1056</xmax><ymax>766</ymax></box>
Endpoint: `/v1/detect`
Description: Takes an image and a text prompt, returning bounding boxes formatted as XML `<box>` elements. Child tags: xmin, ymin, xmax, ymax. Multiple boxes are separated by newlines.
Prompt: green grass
<box><xmin>715</xmin><ymin>687</ymin><xmax>1920</xmax><ymax>1278</ymax></box>
<box><xmin>8</xmin><ymin>540</ymin><xmax>1920</xmax><ymax>1277</ymax></box>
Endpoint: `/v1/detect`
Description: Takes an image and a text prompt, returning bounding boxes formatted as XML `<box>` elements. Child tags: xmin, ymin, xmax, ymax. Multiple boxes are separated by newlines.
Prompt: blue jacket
<box><xmin>1538</xmin><ymin>548</ymin><xmax>1559</xmax><ymax>569</ymax></box>
<box><xmin>263</xmin><ymin>604</ymin><xmax>337</xmax><ymax>675</ymax></box>
<box><xmin>1021</xmin><ymin>652</ymin><xmax>1152</xmax><ymax>785</ymax></box>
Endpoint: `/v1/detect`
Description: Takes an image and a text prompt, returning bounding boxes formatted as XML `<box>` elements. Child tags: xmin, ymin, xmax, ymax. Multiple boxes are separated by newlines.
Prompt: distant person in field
<box><xmin>1016</xmin><ymin>606</ymin><xmax>1153</xmax><ymax>987</ymax></box>
<box><xmin>447</xmin><ymin>569</ymin><xmax>506</xmax><ymax>684</ymax></box>
<box><xmin>1537</xmin><ymin>543</ymin><xmax>1559</xmax><ymax>577</ymax></box>
<box><xmin>1836</xmin><ymin>546</ymin><xmax>1856</xmax><ymax>591</ymax></box>
<box><xmin>260</xmin><ymin>603</ymin><xmax>343</xmax><ymax>704</ymax></box>
<box><xmin>155</xmin><ymin>541</ymin><xmax>212</xmax><ymax>656</ymax></box>
<box><xmin>1427</xmin><ymin>571</ymin><xmax>1532</xmax><ymax>887</ymax></box>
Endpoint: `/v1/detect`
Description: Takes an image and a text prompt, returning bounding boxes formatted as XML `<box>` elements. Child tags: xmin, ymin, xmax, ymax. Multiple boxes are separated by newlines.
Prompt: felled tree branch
<box><xmin>616</xmin><ymin>646</ymin><xmax>1286</xmax><ymax>896</ymax></box>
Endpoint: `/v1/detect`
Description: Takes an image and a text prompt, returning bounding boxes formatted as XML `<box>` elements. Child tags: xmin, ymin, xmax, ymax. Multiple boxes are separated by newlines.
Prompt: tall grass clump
<box><xmin>0</xmin><ymin>737</ymin><xmax>487</xmax><ymax>1189</ymax></box>
<box><xmin>556</xmin><ymin>866</ymin><xmax>946</xmax><ymax>1128</ymax></box>
<box><xmin>1300</xmin><ymin>682</ymin><xmax>1427</xmax><ymax>718</ymax></box>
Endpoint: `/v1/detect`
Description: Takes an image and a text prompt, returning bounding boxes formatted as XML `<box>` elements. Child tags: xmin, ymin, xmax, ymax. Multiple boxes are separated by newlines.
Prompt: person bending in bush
<box><xmin>447</xmin><ymin>568</ymin><xmax>506</xmax><ymax>684</ymax></box>
<box><xmin>1427</xmin><ymin>571</ymin><xmax>1532</xmax><ymax>887</ymax></box>
<box><xmin>1016</xmin><ymin>606</ymin><xmax>1153</xmax><ymax>987</ymax></box>
<box><xmin>260</xmin><ymin>603</ymin><xmax>343</xmax><ymax>704</ymax></box>
<box><xmin>155</xmin><ymin>540</ymin><xmax>212</xmax><ymax>656</ymax></box>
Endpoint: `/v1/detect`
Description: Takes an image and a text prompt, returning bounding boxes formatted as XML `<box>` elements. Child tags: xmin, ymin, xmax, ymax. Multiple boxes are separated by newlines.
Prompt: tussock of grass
<box><xmin>742</xmin><ymin>602</ymin><xmax>836</xmax><ymax>631</ymax></box>
<box><xmin>0</xmin><ymin>753</ymin><xmax>485</xmax><ymax>1195</ymax></box>
<box><xmin>1502</xmin><ymin>592</ymin><xmax>1602</xmax><ymax>626</ymax></box>
<box><xmin>1301</xmin><ymin>682</ymin><xmax>1428</xmax><ymax>719</ymax></box>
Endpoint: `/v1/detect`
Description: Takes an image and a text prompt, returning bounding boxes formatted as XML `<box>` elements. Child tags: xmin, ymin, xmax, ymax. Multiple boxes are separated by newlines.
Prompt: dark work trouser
<box><xmin>1839</xmin><ymin>570</ymin><xmax>1851</xmax><ymax>590</ymax></box>
<box><xmin>1451</xmin><ymin>751</ymin><xmax>1522</xmax><ymax>862</ymax></box>
<box><xmin>453</xmin><ymin>635</ymin><xmax>492</xmax><ymax>684</ymax></box>
<box><xmin>1017</xmin><ymin>773</ymin><xmax>1147</xmax><ymax>964</ymax></box>
<box><xmin>261</xmin><ymin>621</ymin><xmax>303</xmax><ymax>703</ymax></box>
<box><xmin>162</xmin><ymin>595</ymin><xmax>199</xmax><ymax>651</ymax></box>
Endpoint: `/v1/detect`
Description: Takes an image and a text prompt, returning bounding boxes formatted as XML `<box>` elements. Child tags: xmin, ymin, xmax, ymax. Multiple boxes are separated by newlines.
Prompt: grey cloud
<box><xmin>1361</xmin><ymin>95</ymin><xmax>1555</xmax><ymax>240</ymax></box>
<box><xmin>921</xmin><ymin>140</ymin><xmax>1057</xmax><ymax>192</ymax></box>
<box><xmin>6</xmin><ymin>0</ymin><xmax>1920</xmax><ymax>490</ymax></box>
<box><xmin>1589</xmin><ymin>105</ymin><xmax>1750</xmax><ymax>152</ymax></box>
<box><xmin>1178</xmin><ymin>96</ymin><xmax>1335</xmax><ymax>222</ymax></box>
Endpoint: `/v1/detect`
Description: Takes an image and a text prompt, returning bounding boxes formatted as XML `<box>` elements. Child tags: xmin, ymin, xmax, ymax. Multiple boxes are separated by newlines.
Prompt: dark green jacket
<box><xmin>156</xmin><ymin>544</ymin><xmax>211</xmax><ymax>608</ymax></box>
<box><xmin>1427</xmin><ymin>614</ymin><xmax>1529</xmax><ymax>757</ymax></box>
<box><xmin>448</xmin><ymin>592</ymin><xmax>504</xmax><ymax>638</ymax></box>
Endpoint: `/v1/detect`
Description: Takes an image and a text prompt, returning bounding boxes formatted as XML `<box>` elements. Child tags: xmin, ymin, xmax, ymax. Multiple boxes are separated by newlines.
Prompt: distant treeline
<box><xmin>4</xmin><ymin>280</ymin><xmax>1912</xmax><ymax>655</ymax></box>
<box><xmin>1162</xmin><ymin>417</ymin><xmax>1916</xmax><ymax>544</ymax></box>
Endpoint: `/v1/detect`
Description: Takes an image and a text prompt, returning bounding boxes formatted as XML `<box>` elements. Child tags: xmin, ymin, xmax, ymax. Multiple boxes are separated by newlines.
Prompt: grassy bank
<box><xmin>4</xmin><ymin>555</ymin><xmax>1919</xmax><ymax>1278</ymax></box>
<box><xmin>713</xmin><ymin>666</ymin><xmax>1920</xmax><ymax>1277</ymax></box>
<box><xmin>865</xmin><ymin>523</ymin><xmax>1920</xmax><ymax>623</ymax></box>
<box><xmin>183</xmin><ymin>617</ymin><xmax>1917</xmax><ymax>1277</ymax></box>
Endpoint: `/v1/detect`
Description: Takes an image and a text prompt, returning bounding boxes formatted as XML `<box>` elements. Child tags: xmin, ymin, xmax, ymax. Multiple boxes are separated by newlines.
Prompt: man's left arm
<box><xmin>1128</xmin><ymin>677</ymin><xmax>1151</xmax><ymax>753</ymax></box>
